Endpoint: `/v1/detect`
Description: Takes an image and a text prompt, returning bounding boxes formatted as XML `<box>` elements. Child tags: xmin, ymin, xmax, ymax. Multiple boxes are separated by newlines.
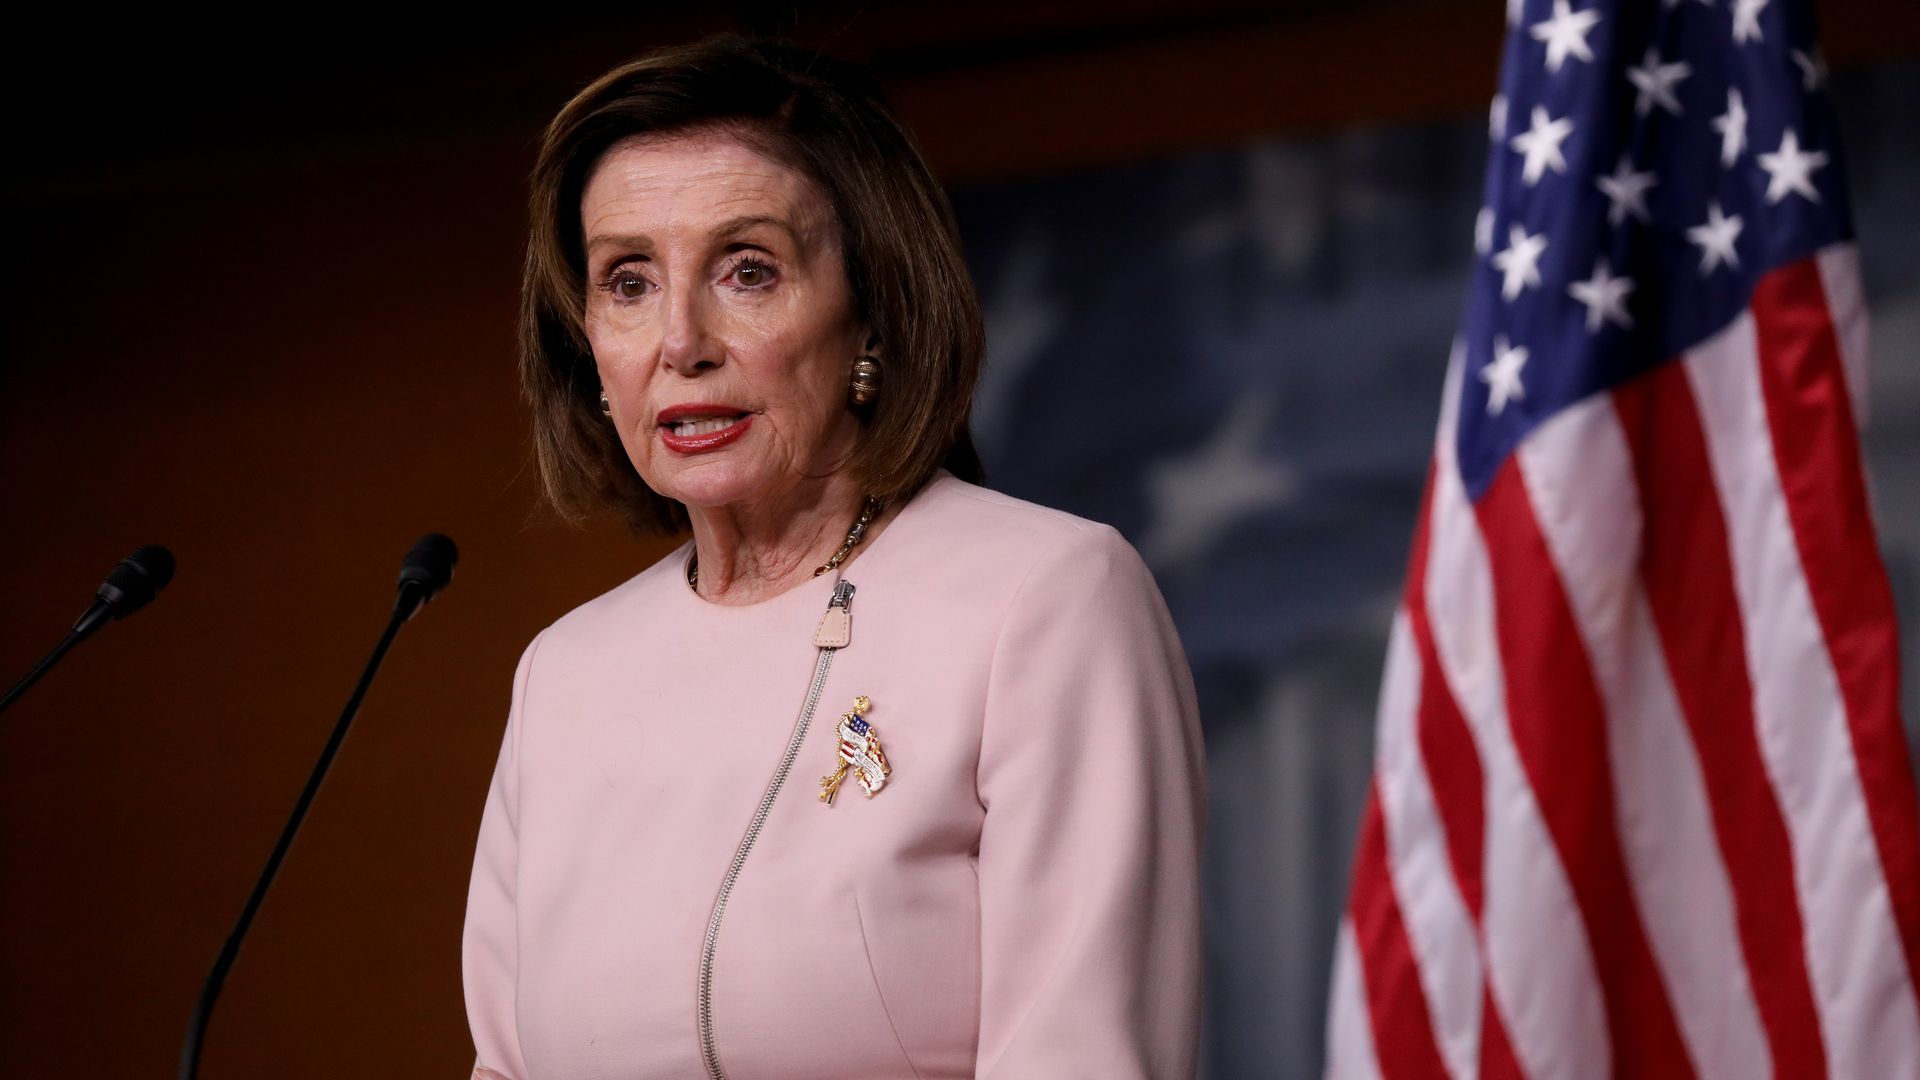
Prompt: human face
<box><xmin>581</xmin><ymin>133</ymin><xmax>867</xmax><ymax>514</ymax></box>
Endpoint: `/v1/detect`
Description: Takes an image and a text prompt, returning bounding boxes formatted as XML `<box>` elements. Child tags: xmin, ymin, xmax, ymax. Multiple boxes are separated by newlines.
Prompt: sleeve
<box><xmin>461</xmin><ymin>632</ymin><xmax>544</xmax><ymax>1080</ymax></box>
<box><xmin>974</xmin><ymin>524</ymin><xmax>1207</xmax><ymax>1079</ymax></box>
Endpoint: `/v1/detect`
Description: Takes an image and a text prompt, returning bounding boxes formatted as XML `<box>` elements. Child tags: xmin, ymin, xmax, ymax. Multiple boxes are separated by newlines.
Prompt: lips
<box><xmin>656</xmin><ymin>403</ymin><xmax>754</xmax><ymax>454</ymax></box>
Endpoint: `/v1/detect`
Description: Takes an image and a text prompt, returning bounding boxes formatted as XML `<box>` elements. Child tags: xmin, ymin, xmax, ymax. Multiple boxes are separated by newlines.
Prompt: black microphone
<box><xmin>1</xmin><ymin>544</ymin><xmax>176</xmax><ymax>715</ymax></box>
<box><xmin>73</xmin><ymin>544</ymin><xmax>177</xmax><ymax>637</ymax></box>
<box><xmin>178</xmin><ymin>534</ymin><xmax>458</xmax><ymax>1080</ymax></box>
<box><xmin>394</xmin><ymin>532</ymin><xmax>458</xmax><ymax>620</ymax></box>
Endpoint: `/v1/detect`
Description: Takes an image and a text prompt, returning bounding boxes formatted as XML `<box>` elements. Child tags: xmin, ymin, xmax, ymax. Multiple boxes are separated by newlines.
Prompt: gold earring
<box><xmin>599</xmin><ymin>389</ymin><xmax>612</xmax><ymax>417</ymax></box>
<box><xmin>849</xmin><ymin>356</ymin><xmax>882</xmax><ymax>406</ymax></box>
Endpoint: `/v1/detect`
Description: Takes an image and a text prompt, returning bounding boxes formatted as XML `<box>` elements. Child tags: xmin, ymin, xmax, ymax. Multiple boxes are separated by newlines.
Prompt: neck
<box><xmin>686</xmin><ymin>477</ymin><xmax>868</xmax><ymax>605</ymax></box>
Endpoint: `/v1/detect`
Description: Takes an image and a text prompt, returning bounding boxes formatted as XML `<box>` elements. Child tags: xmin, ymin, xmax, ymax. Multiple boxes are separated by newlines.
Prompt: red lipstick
<box><xmin>656</xmin><ymin>403</ymin><xmax>754</xmax><ymax>454</ymax></box>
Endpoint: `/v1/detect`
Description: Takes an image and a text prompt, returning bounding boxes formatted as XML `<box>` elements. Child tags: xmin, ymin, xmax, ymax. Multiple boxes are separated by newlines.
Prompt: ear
<box><xmin>858</xmin><ymin>326</ymin><xmax>883</xmax><ymax>360</ymax></box>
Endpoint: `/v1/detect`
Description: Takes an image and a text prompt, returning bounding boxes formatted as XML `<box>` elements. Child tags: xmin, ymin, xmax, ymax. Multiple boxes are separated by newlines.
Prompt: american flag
<box><xmin>1325</xmin><ymin>2</ymin><xmax>1920</xmax><ymax>1078</ymax></box>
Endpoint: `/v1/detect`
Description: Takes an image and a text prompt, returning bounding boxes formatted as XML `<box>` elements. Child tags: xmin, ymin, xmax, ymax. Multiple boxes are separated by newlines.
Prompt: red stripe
<box><xmin>1403</xmin><ymin>463</ymin><xmax>1525</xmax><ymax>1076</ymax></box>
<box><xmin>1752</xmin><ymin>258</ymin><xmax>1920</xmax><ymax>992</ymax></box>
<box><xmin>1613</xmin><ymin>365</ymin><xmax>1828</xmax><ymax>1076</ymax></box>
<box><xmin>1477</xmin><ymin>983</ymin><xmax>1524</xmax><ymax>1080</ymax></box>
<box><xmin>1404</xmin><ymin>466</ymin><xmax>1490</xmax><ymax>924</ymax></box>
<box><xmin>1349</xmin><ymin>783</ymin><xmax>1452</xmax><ymax>1080</ymax></box>
<box><xmin>1475</xmin><ymin>461</ymin><xmax>1697</xmax><ymax>1079</ymax></box>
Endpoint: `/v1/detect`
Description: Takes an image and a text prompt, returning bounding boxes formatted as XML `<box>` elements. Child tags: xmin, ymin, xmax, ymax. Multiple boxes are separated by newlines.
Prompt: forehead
<box><xmin>580</xmin><ymin>132</ymin><xmax>832</xmax><ymax>238</ymax></box>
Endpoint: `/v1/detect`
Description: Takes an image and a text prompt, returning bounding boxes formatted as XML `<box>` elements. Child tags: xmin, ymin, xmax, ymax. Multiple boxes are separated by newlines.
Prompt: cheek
<box><xmin>784</xmin><ymin>305</ymin><xmax>860</xmax><ymax>399</ymax></box>
<box><xmin>753</xmin><ymin>334</ymin><xmax>849</xmax><ymax>427</ymax></box>
<box><xmin>585</xmin><ymin>317</ymin><xmax>652</xmax><ymax>392</ymax></box>
<box><xmin>582</xmin><ymin>326</ymin><xmax>653</xmax><ymax>463</ymax></box>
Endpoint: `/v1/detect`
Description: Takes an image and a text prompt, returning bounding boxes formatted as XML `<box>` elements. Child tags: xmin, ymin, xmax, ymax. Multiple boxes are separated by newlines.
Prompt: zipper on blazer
<box><xmin>697</xmin><ymin>580</ymin><xmax>854</xmax><ymax>1079</ymax></box>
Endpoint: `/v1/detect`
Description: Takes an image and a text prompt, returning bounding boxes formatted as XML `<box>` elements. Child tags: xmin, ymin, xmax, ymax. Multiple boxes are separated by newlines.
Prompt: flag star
<box><xmin>1596</xmin><ymin>158</ymin><xmax>1658</xmax><ymax>225</ymax></box>
<box><xmin>1480</xmin><ymin>336</ymin><xmax>1530</xmax><ymax>415</ymax></box>
<box><xmin>1530</xmin><ymin>0</ymin><xmax>1603</xmax><ymax>72</ymax></box>
<box><xmin>1489</xmin><ymin>94</ymin><xmax>1509</xmax><ymax>140</ymax></box>
<box><xmin>1508</xmin><ymin>0</ymin><xmax>1525</xmax><ymax>26</ymax></box>
<box><xmin>1687</xmin><ymin>201</ymin><xmax>1744</xmax><ymax>274</ymax></box>
<box><xmin>1757</xmin><ymin>128</ymin><xmax>1829</xmax><ymax>203</ymax></box>
<box><xmin>1792</xmin><ymin>49</ymin><xmax>1828</xmax><ymax>92</ymax></box>
<box><xmin>1475</xmin><ymin>207</ymin><xmax>1496</xmax><ymax>255</ymax></box>
<box><xmin>1492</xmin><ymin>224</ymin><xmax>1549</xmax><ymax>300</ymax></box>
<box><xmin>1567</xmin><ymin>259</ymin><xmax>1636</xmax><ymax>331</ymax></box>
<box><xmin>1510</xmin><ymin>106</ymin><xmax>1577</xmax><ymax>185</ymax></box>
<box><xmin>1712</xmin><ymin>88</ymin><xmax>1748</xmax><ymax>166</ymax></box>
<box><xmin>1627</xmin><ymin>48</ymin><xmax>1691</xmax><ymax>116</ymax></box>
<box><xmin>1733</xmin><ymin>0</ymin><xmax>1768</xmax><ymax>44</ymax></box>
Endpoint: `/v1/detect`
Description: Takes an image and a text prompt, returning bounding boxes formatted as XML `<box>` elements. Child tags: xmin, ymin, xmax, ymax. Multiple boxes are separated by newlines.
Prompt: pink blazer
<box><xmin>463</xmin><ymin>474</ymin><xmax>1206</xmax><ymax>1078</ymax></box>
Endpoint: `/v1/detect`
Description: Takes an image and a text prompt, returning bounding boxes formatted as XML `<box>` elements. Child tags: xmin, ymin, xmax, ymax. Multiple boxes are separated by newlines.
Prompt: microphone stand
<box><xmin>0</xmin><ymin>631</ymin><xmax>84</xmax><ymax>714</ymax></box>
<box><xmin>177</xmin><ymin>582</ymin><xmax>430</xmax><ymax>1080</ymax></box>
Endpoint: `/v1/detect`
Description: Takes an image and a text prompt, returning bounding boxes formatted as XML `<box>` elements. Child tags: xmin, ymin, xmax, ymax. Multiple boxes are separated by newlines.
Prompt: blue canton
<box><xmin>1456</xmin><ymin>0</ymin><xmax>1853</xmax><ymax>499</ymax></box>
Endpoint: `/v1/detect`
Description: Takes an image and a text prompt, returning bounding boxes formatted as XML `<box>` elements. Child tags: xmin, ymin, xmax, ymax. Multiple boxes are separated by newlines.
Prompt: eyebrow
<box><xmin>584</xmin><ymin>215</ymin><xmax>803</xmax><ymax>258</ymax></box>
<box><xmin>709</xmin><ymin>214</ymin><xmax>800</xmax><ymax>242</ymax></box>
<box><xmin>584</xmin><ymin>232</ymin><xmax>652</xmax><ymax>257</ymax></box>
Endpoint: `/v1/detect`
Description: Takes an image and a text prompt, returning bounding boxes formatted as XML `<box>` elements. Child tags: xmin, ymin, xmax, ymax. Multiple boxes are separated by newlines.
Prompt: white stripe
<box><xmin>1814</xmin><ymin>244</ymin><xmax>1871</xmax><ymax>427</ymax></box>
<box><xmin>1685</xmin><ymin>313</ymin><xmax>1920</xmax><ymax>1079</ymax></box>
<box><xmin>1423</xmin><ymin>346</ymin><xmax>1609</xmax><ymax>1080</ymax></box>
<box><xmin>1326</xmin><ymin>918</ymin><xmax>1386</xmax><ymax>1080</ymax></box>
<box><xmin>1811</xmin><ymin>244</ymin><xmax>1892</xmax><ymax>533</ymax></box>
<box><xmin>1515</xmin><ymin>396</ymin><xmax>1769</xmax><ymax>1080</ymax></box>
<box><xmin>1376</xmin><ymin>612</ymin><xmax>1482</xmax><ymax>1080</ymax></box>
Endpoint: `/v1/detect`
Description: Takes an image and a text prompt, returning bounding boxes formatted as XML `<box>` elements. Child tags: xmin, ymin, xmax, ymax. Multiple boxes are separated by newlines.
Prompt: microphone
<box><xmin>178</xmin><ymin>534</ymin><xmax>458</xmax><ymax>1080</ymax></box>
<box><xmin>394</xmin><ymin>532</ymin><xmax>458</xmax><ymax>620</ymax></box>
<box><xmin>1</xmin><ymin>544</ymin><xmax>176</xmax><ymax>716</ymax></box>
<box><xmin>73</xmin><ymin>544</ymin><xmax>177</xmax><ymax>637</ymax></box>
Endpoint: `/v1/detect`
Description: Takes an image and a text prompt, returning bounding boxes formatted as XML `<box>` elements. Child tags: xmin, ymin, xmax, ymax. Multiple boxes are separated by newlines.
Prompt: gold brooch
<box><xmin>819</xmin><ymin>695</ymin><xmax>890</xmax><ymax>806</ymax></box>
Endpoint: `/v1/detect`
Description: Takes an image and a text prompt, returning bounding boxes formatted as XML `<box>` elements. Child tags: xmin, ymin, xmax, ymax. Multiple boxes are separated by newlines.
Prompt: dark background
<box><xmin>3</xmin><ymin>4</ymin><xmax>1916</xmax><ymax>1076</ymax></box>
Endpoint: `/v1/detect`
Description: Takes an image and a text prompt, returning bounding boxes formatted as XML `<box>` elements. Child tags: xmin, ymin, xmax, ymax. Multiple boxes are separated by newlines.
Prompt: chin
<box><xmin>645</xmin><ymin>457</ymin><xmax>782</xmax><ymax>510</ymax></box>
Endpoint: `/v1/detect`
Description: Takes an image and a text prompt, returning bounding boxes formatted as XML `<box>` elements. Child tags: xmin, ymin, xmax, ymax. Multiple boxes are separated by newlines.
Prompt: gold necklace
<box><xmin>686</xmin><ymin>497</ymin><xmax>881</xmax><ymax>591</ymax></box>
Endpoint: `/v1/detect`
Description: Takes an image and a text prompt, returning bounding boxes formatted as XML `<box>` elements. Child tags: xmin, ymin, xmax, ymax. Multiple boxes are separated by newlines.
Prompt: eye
<box><xmin>595</xmin><ymin>265</ymin><xmax>652</xmax><ymax>302</ymax></box>
<box><xmin>728</xmin><ymin>257</ymin><xmax>776</xmax><ymax>289</ymax></box>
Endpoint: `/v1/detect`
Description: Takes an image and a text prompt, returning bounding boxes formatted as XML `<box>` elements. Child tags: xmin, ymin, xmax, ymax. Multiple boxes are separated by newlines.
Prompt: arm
<box><xmin>461</xmin><ymin>633</ymin><xmax>544</xmax><ymax>1080</ymax></box>
<box><xmin>975</xmin><ymin>525</ymin><xmax>1207</xmax><ymax>1079</ymax></box>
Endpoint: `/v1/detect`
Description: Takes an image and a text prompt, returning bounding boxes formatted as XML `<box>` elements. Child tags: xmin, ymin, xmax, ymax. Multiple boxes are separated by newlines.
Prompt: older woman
<box><xmin>463</xmin><ymin>36</ymin><xmax>1205</xmax><ymax>1080</ymax></box>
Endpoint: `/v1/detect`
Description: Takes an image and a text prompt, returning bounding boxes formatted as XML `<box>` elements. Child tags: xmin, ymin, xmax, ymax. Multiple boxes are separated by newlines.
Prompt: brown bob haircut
<box><xmin>522</xmin><ymin>35</ymin><xmax>986</xmax><ymax>535</ymax></box>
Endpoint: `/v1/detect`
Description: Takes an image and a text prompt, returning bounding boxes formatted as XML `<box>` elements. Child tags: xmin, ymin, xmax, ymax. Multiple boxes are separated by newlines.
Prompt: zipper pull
<box><xmin>813</xmin><ymin>580</ymin><xmax>854</xmax><ymax>649</ymax></box>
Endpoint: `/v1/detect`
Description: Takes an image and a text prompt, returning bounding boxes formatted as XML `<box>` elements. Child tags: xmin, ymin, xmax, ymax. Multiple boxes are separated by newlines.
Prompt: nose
<box><xmin>658</xmin><ymin>282</ymin><xmax>721</xmax><ymax>377</ymax></box>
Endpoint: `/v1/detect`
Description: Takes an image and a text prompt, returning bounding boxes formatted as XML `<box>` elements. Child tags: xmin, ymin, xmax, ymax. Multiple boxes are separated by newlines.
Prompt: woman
<box><xmin>464</xmin><ymin>36</ymin><xmax>1205</xmax><ymax>1080</ymax></box>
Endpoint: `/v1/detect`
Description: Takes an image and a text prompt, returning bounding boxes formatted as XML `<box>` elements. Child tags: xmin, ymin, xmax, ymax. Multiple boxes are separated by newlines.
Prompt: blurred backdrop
<box><xmin>2</xmin><ymin>4</ymin><xmax>1915</xmax><ymax>1077</ymax></box>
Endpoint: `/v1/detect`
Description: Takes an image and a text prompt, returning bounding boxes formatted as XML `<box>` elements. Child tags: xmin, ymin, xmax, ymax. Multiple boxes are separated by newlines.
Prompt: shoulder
<box><xmin>904</xmin><ymin>473</ymin><xmax>1142</xmax><ymax>570</ymax></box>
<box><xmin>512</xmin><ymin>542</ymin><xmax>690</xmax><ymax>672</ymax></box>
<box><xmin>895</xmin><ymin>474</ymin><xmax>1162</xmax><ymax>615</ymax></box>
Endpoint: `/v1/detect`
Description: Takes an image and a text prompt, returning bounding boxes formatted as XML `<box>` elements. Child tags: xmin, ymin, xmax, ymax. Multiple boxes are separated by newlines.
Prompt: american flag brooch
<box><xmin>818</xmin><ymin>695</ymin><xmax>890</xmax><ymax>806</ymax></box>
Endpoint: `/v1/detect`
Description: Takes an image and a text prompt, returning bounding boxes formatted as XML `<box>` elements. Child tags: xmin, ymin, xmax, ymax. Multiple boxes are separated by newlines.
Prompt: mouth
<box><xmin>655</xmin><ymin>404</ymin><xmax>754</xmax><ymax>453</ymax></box>
<box><xmin>664</xmin><ymin>414</ymin><xmax>747</xmax><ymax>436</ymax></box>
